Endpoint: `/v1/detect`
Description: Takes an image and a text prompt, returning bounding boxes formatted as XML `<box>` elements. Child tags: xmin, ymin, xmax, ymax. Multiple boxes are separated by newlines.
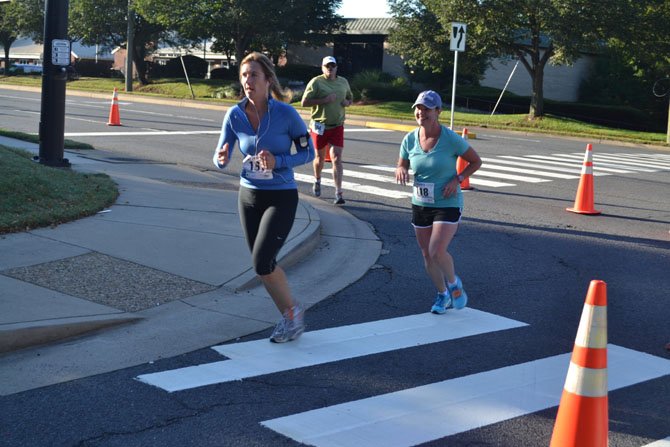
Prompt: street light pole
<box><xmin>125</xmin><ymin>2</ymin><xmax>134</xmax><ymax>92</ymax></box>
<box><xmin>37</xmin><ymin>0</ymin><xmax>70</xmax><ymax>167</ymax></box>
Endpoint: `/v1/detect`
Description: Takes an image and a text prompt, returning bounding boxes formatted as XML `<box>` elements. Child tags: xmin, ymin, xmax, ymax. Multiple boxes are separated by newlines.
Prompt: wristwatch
<box><xmin>457</xmin><ymin>174</ymin><xmax>464</xmax><ymax>183</ymax></box>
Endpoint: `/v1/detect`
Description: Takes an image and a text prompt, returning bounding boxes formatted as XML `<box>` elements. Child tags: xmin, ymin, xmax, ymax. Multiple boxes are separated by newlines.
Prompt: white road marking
<box><xmin>479</xmin><ymin>161</ymin><xmax>578</xmax><ymax>179</ymax></box>
<box><xmin>294</xmin><ymin>172</ymin><xmax>412</xmax><ymax>199</ymax></box>
<box><xmin>559</xmin><ymin>153</ymin><xmax>658</xmax><ymax>171</ymax></box>
<box><xmin>262</xmin><ymin>344</ymin><xmax>670</xmax><ymax>447</ymax></box>
<box><xmin>64</xmin><ymin>130</ymin><xmax>220</xmax><ymax>137</ymax></box>
<box><xmin>524</xmin><ymin>155</ymin><xmax>631</xmax><ymax>173</ymax></box>
<box><xmin>642</xmin><ymin>437</ymin><xmax>670</xmax><ymax>447</ymax></box>
<box><xmin>474</xmin><ymin>169</ymin><xmax>551</xmax><ymax>183</ymax></box>
<box><xmin>499</xmin><ymin>155</ymin><xmax>611</xmax><ymax>176</ymax></box>
<box><xmin>136</xmin><ymin>309</ymin><xmax>527</xmax><ymax>392</ymax></box>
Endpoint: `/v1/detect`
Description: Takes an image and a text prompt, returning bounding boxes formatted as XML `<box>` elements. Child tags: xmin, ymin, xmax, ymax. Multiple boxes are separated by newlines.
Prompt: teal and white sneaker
<box><xmin>270</xmin><ymin>303</ymin><xmax>305</xmax><ymax>343</ymax></box>
<box><xmin>430</xmin><ymin>292</ymin><xmax>452</xmax><ymax>314</ymax></box>
<box><xmin>449</xmin><ymin>276</ymin><xmax>468</xmax><ymax>309</ymax></box>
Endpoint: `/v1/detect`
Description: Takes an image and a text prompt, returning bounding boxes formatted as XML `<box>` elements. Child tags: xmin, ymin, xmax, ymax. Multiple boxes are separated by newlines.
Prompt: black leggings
<box><xmin>238</xmin><ymin>187</ymin><xmax>298</xmax><ymax>276</ymax></box>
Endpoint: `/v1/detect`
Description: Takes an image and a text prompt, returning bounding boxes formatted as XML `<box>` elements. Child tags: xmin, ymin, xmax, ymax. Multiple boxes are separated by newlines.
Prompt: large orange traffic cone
<box><xmin>566</xmin><ymin>144</ymin><xmax>600</xmax><ymax>214</ymax></box>
<box><xmin>107</xmin><ymin>87</ymin><xmax>122</xmax><ymax>126</ymax></box>
<box><xmin>550</xmin><ymin>280</ymin><xmax>608</xmax><ymax>447</ymax></box>
<box><xmin>457</xmin><ymin>128</ymin><xmax>473</xmax><ymax>190</ymax></box>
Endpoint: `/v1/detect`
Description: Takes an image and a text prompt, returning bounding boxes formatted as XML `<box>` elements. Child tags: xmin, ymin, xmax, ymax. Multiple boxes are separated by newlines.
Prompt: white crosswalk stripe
<box><xmin>137</xmin><ymin>309</ymin><xmax>527</xmax><ymax>392</ymax></box>
<box><xmin>298</xmin><ymin>152</ymin><xmax>670</xmax><ymax>199</ymax></box>
<box><xmin>136</xmin><ymin>308</ymin><xmax>670</xmax><ymax>446</ymax></box>
<box><xmin>261</xmin><ymin>344</ymin><xmax>670</xmax><ymax>447</ymax></box>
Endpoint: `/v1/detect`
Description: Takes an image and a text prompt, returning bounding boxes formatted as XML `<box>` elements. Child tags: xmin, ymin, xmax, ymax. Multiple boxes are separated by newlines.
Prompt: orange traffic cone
<box><xmin>457</xmin><ymin>128</ymin><xmax>473</xmax><ymax>190</ymax></box>
<box><xmin>550</xmin><ymin>280</ymin><xmax>608</xmax><ymax>447</ymax></box>
<box><xmin>107</xmin><ymin>87</ymin><xmax>122</xmax><ymax>126</ymax></box>
<box><xmin>324</xmin><ymin>146</ymin><xmax>332</xmax><ymax>163</ymax></box>
<box><xmin>566</xmin><ymin>144</ymin><xmax>600</xmax><ymax>214</ymax></box>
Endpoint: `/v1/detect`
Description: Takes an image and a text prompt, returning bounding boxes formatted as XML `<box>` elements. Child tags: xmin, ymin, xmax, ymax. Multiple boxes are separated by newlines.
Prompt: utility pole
<box><xmin>125</xmin><ymin>2</ymin><xmax>134</xmax><ymax>92</ymax></box>
<box><xmin>37</xmin><ymin>0</ymin><xmax>71</xmax><ymax>167</ymax></box>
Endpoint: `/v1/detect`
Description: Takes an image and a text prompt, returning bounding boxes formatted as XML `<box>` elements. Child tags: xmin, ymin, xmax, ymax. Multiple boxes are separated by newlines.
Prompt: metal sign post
<box><xmin>38</xmin><ymin>0</ymin><xmax>71</xmax><ymax>167</ymax></box>
<box><xmin>449</xmin><ymin>22</ymin><xmax>466</xmax><ymax>130</ymax></box>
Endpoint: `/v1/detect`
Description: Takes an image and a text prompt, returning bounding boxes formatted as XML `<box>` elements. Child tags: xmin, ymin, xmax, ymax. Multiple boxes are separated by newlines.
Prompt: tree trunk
<box><xmin>133</xmin><ymin>45</ymin><xmax>149</xmax><ymax>85</ymax></box>
<box><xmin>529</xmin><ymin>63</ymin><xmax>544</xmax><ymax>119</ymax></box>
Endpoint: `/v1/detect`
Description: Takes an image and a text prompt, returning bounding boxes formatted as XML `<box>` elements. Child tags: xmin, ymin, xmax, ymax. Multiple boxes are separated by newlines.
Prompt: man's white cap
<box><xmin>322</xmin><ymin>56</ymin><xmax>337</xmax><ymax>66</ymax></box>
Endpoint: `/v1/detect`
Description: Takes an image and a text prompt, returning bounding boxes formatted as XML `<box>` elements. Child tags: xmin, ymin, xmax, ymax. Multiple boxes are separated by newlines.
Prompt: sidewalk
<box><xmin>0</xmin><ymin>135</ymin><xmax>381</xmax><ymax>396</ymax></box>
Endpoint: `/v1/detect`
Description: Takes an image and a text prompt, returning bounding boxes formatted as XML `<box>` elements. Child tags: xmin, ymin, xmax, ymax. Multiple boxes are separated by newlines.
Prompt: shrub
<box><xmin>276</xmin><ymin>64</ymin><xmax>322</xmax><ymax>83</ymax></box>
<box><xmin>75</xmin><ymin>60</ymin><xmax>113</xmax><ymax>77</ymax></box>
<box><xmin>350</xmin><ymin>70</ymin><xmax>416</xmax><ymax>102</ymax></box>
<box><xmin>212</xmin><ymin>83</ymin><xmax>241</xmax><ymax>99</ymax></box>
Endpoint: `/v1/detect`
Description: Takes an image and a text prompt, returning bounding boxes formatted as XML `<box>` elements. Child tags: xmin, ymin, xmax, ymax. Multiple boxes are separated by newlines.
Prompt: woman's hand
<box><xmin>442</xmin><ymin>176</ymin><xmax>460</xmax><ymax>197</ymax></box>
<box><xmin>216</xmin><ymin>143</ymin><xmax>229</xmax><ymax>166</ymax></box>
<box><xmin>258</xmin><ymin>150</ymin><xmax>276</xmax><ymax>171</ymax></box>
<box><xmin>395</xmin><ymin>166</ymin><xmax>410</xmax><ymax>186</ymax></box>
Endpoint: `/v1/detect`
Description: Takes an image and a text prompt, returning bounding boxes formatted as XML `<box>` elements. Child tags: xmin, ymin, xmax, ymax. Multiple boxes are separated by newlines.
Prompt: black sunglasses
<box><xmin>325</xmin><ymin>63</ymin><xmax>337</xmax><ymax>68</ymax></box>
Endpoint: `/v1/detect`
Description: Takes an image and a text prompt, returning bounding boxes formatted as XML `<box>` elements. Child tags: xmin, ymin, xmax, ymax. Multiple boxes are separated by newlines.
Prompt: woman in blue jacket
<box><xmin>213</xmin><ymin>52</ymin><xmax>314</xmax><ymax>343</ymax></box>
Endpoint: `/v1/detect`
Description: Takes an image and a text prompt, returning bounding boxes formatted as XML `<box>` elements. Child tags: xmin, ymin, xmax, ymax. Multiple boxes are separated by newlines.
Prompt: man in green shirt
<box><xmin>301</xmin><ymin>56</ymin><xmax>353</xmax><ymax>205</ymax></box>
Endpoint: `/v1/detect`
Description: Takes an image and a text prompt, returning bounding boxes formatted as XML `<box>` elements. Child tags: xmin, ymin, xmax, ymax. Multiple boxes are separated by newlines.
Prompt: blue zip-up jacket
<box><xmin>212</xmin><ymin>97</ymin><xmax>314</xmax><ymax>190</ymax></box>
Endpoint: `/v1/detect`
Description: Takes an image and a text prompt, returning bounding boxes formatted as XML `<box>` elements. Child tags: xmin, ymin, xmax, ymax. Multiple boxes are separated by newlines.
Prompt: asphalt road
<box><xmin>1</xmin><ymin>87</ymin><xmax>669</xmax><ymax>446</ymax></box>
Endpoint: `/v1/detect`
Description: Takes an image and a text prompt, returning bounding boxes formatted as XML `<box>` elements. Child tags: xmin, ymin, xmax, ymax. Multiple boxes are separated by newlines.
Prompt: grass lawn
<box><xmin>0</xmin><ymin>146</ymin><xmax>118</xmax><ymax>234</ymax></box>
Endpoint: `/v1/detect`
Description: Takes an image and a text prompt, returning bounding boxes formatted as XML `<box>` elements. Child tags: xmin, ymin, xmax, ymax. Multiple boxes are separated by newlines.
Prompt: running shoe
<box><xmin>430</xmin><ymin>292</ymin><xmax>452</xmax><ymax>314</ymax></box>
<box><xmin>449</xmin><ymin>276</ymin><xmax>468</xmax><ymax>309</ymax></box>
<box><xmin>333</xmin><ymin>193</ymin><xmax>345</xmax><ymax>205</ymax></box>
<box><xmin>270</xmin><ymin>303</ymin><xmax>305</xmax><ymax>343</ymax></box>
<box><xmin>312</xmin><ymin>182</ymin><xmax>321</xmax><ymax>197</ymax></box>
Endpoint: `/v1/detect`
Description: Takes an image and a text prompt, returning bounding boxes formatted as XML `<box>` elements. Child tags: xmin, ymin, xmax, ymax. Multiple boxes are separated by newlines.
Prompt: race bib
<box><xmin>413</xmin><ymin>181</ymin><xmax>435</xmax><ymax>204</ymax></box>
<box><xmin>242</xmin><ymin>155</ymin><xmax>273</xmax><ymax>180</ymax></box>
<box><xmin>311</xmin><ymin>121</ymin><xmax>325</xmax><ymax>136</ymax></box>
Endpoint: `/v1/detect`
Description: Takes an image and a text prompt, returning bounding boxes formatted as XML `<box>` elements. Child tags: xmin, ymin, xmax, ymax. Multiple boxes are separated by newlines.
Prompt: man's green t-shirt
<box><xmin>302</xmin><ymin>75</ymin><xmax>353</xmax><ymax>129</ymax></box>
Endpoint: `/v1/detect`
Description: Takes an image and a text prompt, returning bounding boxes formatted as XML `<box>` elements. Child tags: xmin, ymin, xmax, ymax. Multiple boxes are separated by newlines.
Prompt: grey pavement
<box><xmin>0</xmin><ymin>135</ymin><xmax>381</xmax><ymax>396</ymax></box>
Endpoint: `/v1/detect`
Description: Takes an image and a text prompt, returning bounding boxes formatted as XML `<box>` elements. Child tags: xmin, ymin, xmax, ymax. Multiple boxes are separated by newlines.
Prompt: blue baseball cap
<box><xmin>412</xmin><ymin>90</ymin><xmax>442</xmax><ymax>109</ymax></box>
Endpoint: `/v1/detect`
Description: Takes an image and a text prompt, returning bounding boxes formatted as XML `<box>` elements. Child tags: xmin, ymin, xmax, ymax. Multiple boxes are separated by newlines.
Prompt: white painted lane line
<box><xmin>345</xmin><ymin>128</ymin><xmax>392</xmax><ymax>132</ymax></box>
<box><xmin>501</xmin><ymin>156</ymin><xmax>611</xmax><ymax>176</ymax></box>
<box><xmin>474</xmin><ymin>170</ymin><xmax>551</xmax><ymax>183</ymax></box>
<box><xmin>356</xmin><ymin>165</ymin><xmax>515</xmax><ymax>188</ymax></box>
<box><xmin>64</xmin><ymin>130</ymin><xmax>220</xmax><ymax>137</ymax></box>
<box><xmin>597</xmin><ymin>153</ymin><xmax>670</xmax><ymax>169</ymax></box>
<box><xmin>467</xmin><ymin>178</ymin><xmax>516</xmax><ymax>187</ymax></box>
<box><xmin>494</xmin><ymin>156</ymin><xmax>589</xmax><ymax>175</ymax></box>
<box><xmin>339</xmin><ymin>169</ymin><xmax>399</xmax><ymax>184</ymax></box>
<box><xmin>261</xmin><ymin>345</ymin><xmax>670</xmax><ymax>447</ymax></box>
<box><xmin>478</xmin><ymin>161</ymin><xmax>578</xmax><ymax>179</ymax></box>
<box><xmin>558</xmin><ymin>154</ymin><xmax>657</xmax><ymax>172</ymax></box>
<box><xmin>136</xmin><ymin>310</ymin><xmax>527</xmax><ymax>392</ymax></box>
<box><xmin>642</xmin><ymin>436</ymin><xmax>670</xmax><ymax>446</ymax></box>
<box><xmin>524</xmin><ymin>155</ymin><xmax>631</xmax><ymax>173</ymax></box>
<box><xmin>294</xmin><ymin>173</ymin><xmax>412</xmax><ymax>199</ymax></box>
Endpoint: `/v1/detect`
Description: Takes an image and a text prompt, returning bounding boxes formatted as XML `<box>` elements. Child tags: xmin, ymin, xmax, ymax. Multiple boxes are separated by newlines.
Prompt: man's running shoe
<box><xmin>312</xmin><ymin>182</ymin><xmax>321</xmax><ymax>197</ymax></box>
<box><xmin>333</xmin><ymin>193</ymin><xmax>345</xmax><ymax>205</ymax></box>
<box><xmin>430</xmin><ymin>292</ymin><xmax>452</xmax><ymax>314</ymax></box>
<box><xmin>270</xmin><ymin>303</ymin><xmax>305</xmax><ymax>343</ymax></box>
<box><xmin>449</xmin><ymin>276</ymin><xmax>468</xmax><ymax>309</ymax></box>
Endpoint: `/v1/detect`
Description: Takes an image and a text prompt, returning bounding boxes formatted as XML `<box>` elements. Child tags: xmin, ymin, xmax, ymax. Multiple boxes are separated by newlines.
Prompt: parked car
<box><xmin>9</xmin><ymin>63</ymin><xmax>43</xmax><ymax>74</ymax></box>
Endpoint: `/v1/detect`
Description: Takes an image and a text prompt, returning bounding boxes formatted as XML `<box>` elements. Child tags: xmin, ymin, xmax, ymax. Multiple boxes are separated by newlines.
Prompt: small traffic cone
<box><xmin>324</xmin><ymin>146</ymin><xmax>332</xmax><ymax>163</ymax></box>
<box><xmin>566</xmin><ymin>144</ymin><xmax>600</xmax><ymax>214</ymax></box>
<box><xmin>550</xmin><ymin>280</ymin><xmax>608</xmax><ymax>447</ymax></box>
<box><xmin>107</xmin><ymin>87</ymin><xmax>122</xmax><ymax>126</ymax></box>
<box><xmin>457</xmin><ymin>128</ymin><xmax>473</xmax><ymax>190</ymax></box>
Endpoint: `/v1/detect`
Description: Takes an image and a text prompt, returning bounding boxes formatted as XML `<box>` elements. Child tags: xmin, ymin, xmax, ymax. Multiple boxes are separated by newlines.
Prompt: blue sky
<box><xmin>337</xmin><ymin>0</ymin><xmax>390</xmax><ymax>18</ymax></box>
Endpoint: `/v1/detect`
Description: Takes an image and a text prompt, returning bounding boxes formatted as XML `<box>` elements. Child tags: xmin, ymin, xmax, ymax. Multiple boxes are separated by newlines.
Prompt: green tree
<box><xmin>418</xmin><ymin>0</ymin><xmax>635</xmax><ymax>119</ymax></box>
<box><xmin>387</xmin><ymin>0</ymin><xmax>489</xmax><ymax>90</ymax></box>
<box><xmin>133</xmin><ymin>0</ymin><xmax>344</xmax><ymax>65</ymax></box>
<box><xmin>0</xmin><ymin>0</ymin><xmax>44</xmax><ymax>73</ymax></box>
<box><xmin>68</xmin><ymin>0</ymin><xmax>170</xmax><ymax>84</ymax></box>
